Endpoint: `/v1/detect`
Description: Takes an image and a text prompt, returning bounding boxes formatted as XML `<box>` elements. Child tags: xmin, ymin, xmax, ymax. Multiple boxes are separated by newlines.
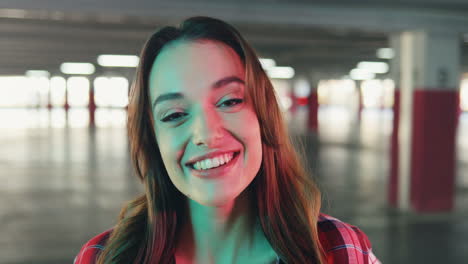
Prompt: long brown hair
<box><xmin>97</xmin><ymin>16</ymin><xmax>326</xmax><ymax>264</ymax></box>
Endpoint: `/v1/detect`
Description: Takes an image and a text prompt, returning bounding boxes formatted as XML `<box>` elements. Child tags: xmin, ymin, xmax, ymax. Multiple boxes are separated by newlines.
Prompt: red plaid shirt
<box><xmin>316</xmin><ymin>213</ymin><xmax>381</xmax><ymax>264</ymax></box>
<box><xmin>74</xmin><ymin>213</ymin><xmax>381</xmax><ymax>264</ymax></box>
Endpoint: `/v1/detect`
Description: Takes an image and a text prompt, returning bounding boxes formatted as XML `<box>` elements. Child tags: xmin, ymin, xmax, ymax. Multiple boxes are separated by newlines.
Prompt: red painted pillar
<box><xmin>410</xmin><ymin>90</ymin><xmax>458</xmax><ymax>211</ymax></box>
<box><xmin>308</xmin><ymin>89</ymin><xmax>319</xmax><ymax>132</ymax></box>
<box><xmin>388</xmin><ymin>33</ymin><xmax>402</xmax><ymax>209</ymax></box>
<box><xmin>389</xmin><ymin>89</ymin><xmax>400</xmax><ymax>207</ymax></box>
<box><xmin>89</xmin><ymin>78</ymin><xmax>96</xmax><ymax>128</ymax></box>
<box><xmin>393</xmin><ymin>31</ymin><xmax>460</xmax><ymax>213</ymax></box>
<box><xmin>47</xmin><ymin>80</ymin><xmax>52</xmax><ymax>111</ymax></box>
<box><xmin>290</xmin><ymin>91</ymin><xmax>298</xmax><ymax>114</ymax></box>
<box><xmin>356</xmin><ymin>80</ymin><xmax>365</xmax><ymax>123</ymax></box>
<box><xmin>291</xmin><ymin>77</ymin><xmax>310</xmax><ymax>114</ymax></box>
<box><xmin>64</xmin><ymin>79</ymin><xmax>70</xmax><ymax>112</ymax></box>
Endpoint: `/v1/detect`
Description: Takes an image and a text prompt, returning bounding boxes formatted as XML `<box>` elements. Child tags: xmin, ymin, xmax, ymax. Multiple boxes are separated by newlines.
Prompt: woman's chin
<box><xmin>189</xmin><ymin>194</ymin><xmax>236</xmax><ymax>207</ymax></box>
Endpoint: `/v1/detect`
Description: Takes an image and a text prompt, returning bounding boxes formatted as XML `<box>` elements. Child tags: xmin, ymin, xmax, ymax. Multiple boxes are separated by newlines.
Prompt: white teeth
<box><xmin>219</xmin><ymin>157</ymin><xmax>226</xmax><ymax>165</ymax></box>
<box><xmin>193</xmin><ymin>152</ymin><xmax>235</xmax><ymax>171</ymax></box>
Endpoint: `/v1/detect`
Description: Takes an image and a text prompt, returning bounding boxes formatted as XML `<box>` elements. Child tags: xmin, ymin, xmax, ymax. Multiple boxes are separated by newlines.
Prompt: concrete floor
<box><xmin>1</xmin><ymin>107</ymin><xmax>467</xmax><ymax>264</ymax></box>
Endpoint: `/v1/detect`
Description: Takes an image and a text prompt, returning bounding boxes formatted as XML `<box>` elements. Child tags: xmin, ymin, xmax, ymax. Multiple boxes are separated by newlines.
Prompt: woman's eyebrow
<box><xmin>211</xmin><ymin>76</ymin><xmax>244</xmax><ymax>89</ymax></box>
<box><xmin>153</xmin><ymin>75</ymin><xmax>245</xmax><ymax>110</ymax></box>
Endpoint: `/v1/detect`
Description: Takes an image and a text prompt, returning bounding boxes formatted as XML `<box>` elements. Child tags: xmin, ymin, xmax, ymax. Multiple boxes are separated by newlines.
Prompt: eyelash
<box><xmin>161</xmin><ymin>98</ymin><xmax>244</xmax><ymax>123</ymax></box>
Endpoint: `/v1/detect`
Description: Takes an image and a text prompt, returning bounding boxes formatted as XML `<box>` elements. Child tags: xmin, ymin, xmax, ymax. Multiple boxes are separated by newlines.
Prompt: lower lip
<box><xmin>188</xmin><ymin>151</ymin><xmax>241</xmax><ymax>179</ymax></box>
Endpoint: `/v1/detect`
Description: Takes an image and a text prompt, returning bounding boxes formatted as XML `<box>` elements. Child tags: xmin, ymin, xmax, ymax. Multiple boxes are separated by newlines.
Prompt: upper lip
<box><xmin>185</xmin><ymin>149</ymin><xmax>240</xmax><ymax>166</ymax></box>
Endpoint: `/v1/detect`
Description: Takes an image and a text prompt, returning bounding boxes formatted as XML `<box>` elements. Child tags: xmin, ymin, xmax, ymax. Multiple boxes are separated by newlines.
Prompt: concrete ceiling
<box><xmin>0</xmin><ymin>0</ymin><xmax>467</xmax><ymax>78</ymax></box>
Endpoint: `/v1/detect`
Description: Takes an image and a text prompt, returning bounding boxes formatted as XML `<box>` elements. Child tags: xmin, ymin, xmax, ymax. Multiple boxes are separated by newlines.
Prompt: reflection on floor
<box><xmin>0</xmin><ymin>106</ymin><xmax>467</xmax><ymax>264</ymax></box>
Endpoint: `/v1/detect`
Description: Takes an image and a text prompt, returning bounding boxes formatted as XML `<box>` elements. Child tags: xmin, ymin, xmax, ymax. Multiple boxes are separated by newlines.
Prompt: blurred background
<box><xmin>0</xmin><ymin>0</ymin><xmax>467</xmax><ymax>263</ymax></box>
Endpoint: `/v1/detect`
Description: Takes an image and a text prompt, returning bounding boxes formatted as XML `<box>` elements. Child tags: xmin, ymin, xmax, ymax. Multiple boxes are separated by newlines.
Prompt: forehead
<box><xmin>149</xmin><ymin>40</ymin><xmax>245</xmax><ymax>99</ymax></box>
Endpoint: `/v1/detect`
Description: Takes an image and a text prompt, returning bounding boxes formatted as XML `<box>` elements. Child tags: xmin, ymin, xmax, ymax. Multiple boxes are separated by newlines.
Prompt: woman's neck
<box><xmin>175</xmin><ymin>189</ymin><xmax>276</xmax><ymax>264</ymax></box>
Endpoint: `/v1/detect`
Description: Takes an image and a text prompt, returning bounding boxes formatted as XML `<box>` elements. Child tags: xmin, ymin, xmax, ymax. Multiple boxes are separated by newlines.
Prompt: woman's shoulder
<box><xmin>74</xmin><ymin>228</ymin><xmax>113</xmax><ymax>264</ymax></box>
<box><xmin>317</xmin><ymin>213</ymin><xmax>381</xmax><ymax>264</ymax></box>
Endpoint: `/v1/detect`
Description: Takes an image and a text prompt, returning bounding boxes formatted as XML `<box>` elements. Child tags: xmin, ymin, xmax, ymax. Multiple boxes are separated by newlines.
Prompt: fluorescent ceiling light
<box><xmin>357</xmin><ymin>61</ymin><xmax>389</xmax><ymax>74</ymax></box>
<box><xmin>267</xmin><ymin>66</ymin><xmax>295</xmax><ymax>79</ymax></box>
<box><xmin>259</xmin><ymin>58</ymin><xmax>276</xmax><ymax>70</ymax></box>
<box><xmin>25</xmin><ymin>70</ymin><xmax>50</xmax><ymax>77</ymax></box>
<box><xmin>376</xmin><ymin>48</ymin><xmax>395</xmax><ymax>59</ymax></box>
<box><xmin>0</xmin><ymin>9</ymin><xmax>27</xmax><ymax>19</ymax></box>
<box><xmin>350</xmin><ymin>69</ymin><xmax>375</xmax><ymax>80</ymax></box>
<box><xmin>97</xmin><ymin>54</ymin><xmax>139</xmax><ymax>67</ymax></box>
<box><xmin>60</xmin><ymin>63</ymin><xmax>95</xmax><ymax>75</ymax></box>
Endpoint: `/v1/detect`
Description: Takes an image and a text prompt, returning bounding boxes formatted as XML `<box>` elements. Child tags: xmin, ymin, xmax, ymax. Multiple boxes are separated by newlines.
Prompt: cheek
<box><xmin>238</xmin><ymin>111</ymin><xmax>263</xmax><ymax>164</ymax></box>
<box><xmin>249</xmin><ymin>124</ymin><xmax>263</xmax><ymax>164</ymax></box>
<box><xmin>155</xmin><ymin>131</ymin><xmax>182</xmax><ymax>172</ymax></box>
<box><xmin>156</xmin><ymin>133</ymin><xmax>191</xmax><ymax>194</ymax></box>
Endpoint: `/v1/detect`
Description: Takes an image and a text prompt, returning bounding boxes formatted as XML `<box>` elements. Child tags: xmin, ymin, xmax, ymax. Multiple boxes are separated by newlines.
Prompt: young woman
<box><xmin>74</xmin><ymin>16</ymin><xmax>381</xmax><ymax>264</ymax></box>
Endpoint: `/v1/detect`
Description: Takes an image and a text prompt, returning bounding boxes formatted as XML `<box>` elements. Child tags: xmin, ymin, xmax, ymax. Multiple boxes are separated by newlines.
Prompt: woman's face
<box><xmin>149</xmin><ymin>40</ymin><xmax>262</xmax><ymax>207</ymax></box>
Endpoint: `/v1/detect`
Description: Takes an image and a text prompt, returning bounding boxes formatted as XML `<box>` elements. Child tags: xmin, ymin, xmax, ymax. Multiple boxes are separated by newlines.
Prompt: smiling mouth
<box><xmin>186</xmin><ymin>151</ymin><xmax>240</xmax><ymax>171</ymax></box>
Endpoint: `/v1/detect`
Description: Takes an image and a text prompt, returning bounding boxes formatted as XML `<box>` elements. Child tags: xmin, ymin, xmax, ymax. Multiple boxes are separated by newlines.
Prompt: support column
<box><xmin>89</xmin><ymin>76</ymin><xmax>96</xmax><ymax>128</ymax></box>
<box><xmin>291</xmin><ymin>76</ymin><xmax>311</xmax><ymax>112</ymax></box>
<box><xmin>290</xmin><ymin>90</ymin><xmax>298</xmax><ymax>114</ymax></box>
<box><xmin>47</xmin><ymin>78</ymin><xmax>52</xmax><ymax>111</ymax></box>
<box><xmin>307</xmin><ymin>78</ymin><xmax>319</xmax><ymax>133</ymax></box>
<box><xmin>394</xmin><ymin>31</ymin><xmax>460</xmax><ymax>212</ymax></box>
<box><xmin>356</xmin><ymin>80</ymin><xmax>363</xmax><ymax>123</ymax></box>
<box><xmin>63</xmin><ymin>76</ymin><xmax>70</xmax><ymax>127</ymax></box>
<box><xmin>64</xmin><ymin>77</ymin><xmax>70</xmax><ymax>113</ymax></box>
<box><xmin>389</xmin><ymin>33</ymin><xmax>401</xmax><ymax>208</ymax></box>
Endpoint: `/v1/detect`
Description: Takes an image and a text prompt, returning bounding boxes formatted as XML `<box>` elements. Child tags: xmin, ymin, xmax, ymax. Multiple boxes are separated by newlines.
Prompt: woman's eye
<box><xmin>160</xmin><ymin>98</ymin><xmax>243</xmax><ymax>123</ymax></box>
<box><xmin>161</xmin><ymin>112</ymin><xmax>188</xmax><ymax>122</ymax></box>
<box><xmin>219</xmin><ymin>98</ymin><xmax>243</xmax><ymax>107</ymax></box>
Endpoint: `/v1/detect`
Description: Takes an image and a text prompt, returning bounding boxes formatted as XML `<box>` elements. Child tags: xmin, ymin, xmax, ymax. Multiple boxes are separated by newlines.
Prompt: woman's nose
<box><xmin>192</xmin><ymin>109</ymin><xmax>224</xmax><ymax>147</ymax></box>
